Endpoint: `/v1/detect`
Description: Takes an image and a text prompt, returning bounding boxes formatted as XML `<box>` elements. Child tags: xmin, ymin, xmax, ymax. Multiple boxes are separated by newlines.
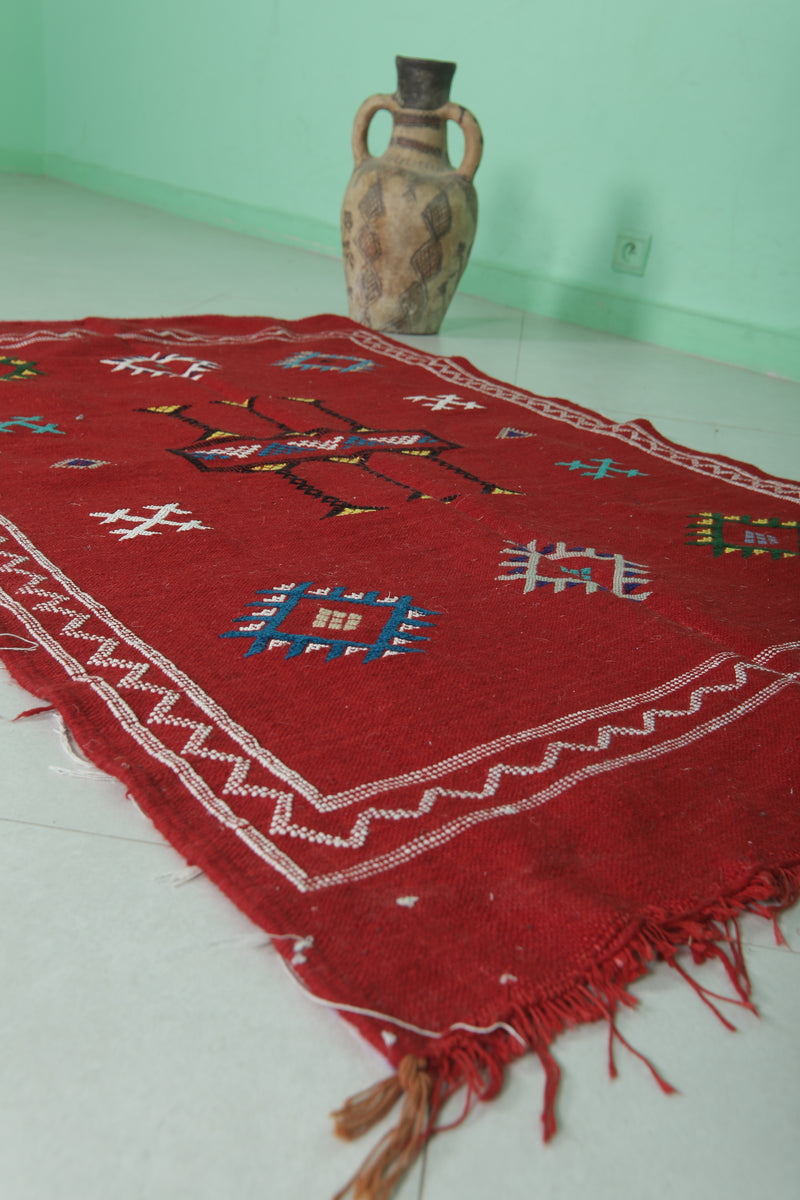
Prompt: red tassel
<box><xmin>536</xmin><ymin>1045</ymin><xmax>561</xmax><ymax>1141</ymax></box>
<box><xmin>670</xmin><ymin>960</ymin><xmax>740</xmax><ymax>1032</ymax></box>
<box><xmin>607</xmin><ymin>1010</ymin><xmax>619</xmax><ymax>1081</ymax></box>
<box><xmin>13</xmin><ymin>704</ymin><xmax>55</xmax><ymax>720</ymax></box>
<box><xmin>429</xmin><ymin>1039</ymin><xmax>509</xmax><ymax>1135</ymax></box>
<box><xmin>707</xmin><ymin>924</ymin><xmax>754</xmax><ymax>1008</ymax></box>
<box><xmin>605</xmin><ymin>999</ymin><xmax>676</xmax><ymax>1095</ymax></box>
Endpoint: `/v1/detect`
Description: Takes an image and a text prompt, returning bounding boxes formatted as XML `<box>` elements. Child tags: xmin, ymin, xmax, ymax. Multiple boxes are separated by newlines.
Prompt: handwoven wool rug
<box><xmin>2</xmin><ymin>314</ymin><xmax>799</xmax><ymax>1198</ymax></box>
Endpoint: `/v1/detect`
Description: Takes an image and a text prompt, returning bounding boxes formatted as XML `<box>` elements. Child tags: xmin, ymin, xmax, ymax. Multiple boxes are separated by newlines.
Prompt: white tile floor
<box><xmin>1</xmin><ymin>174</ymin><xmax>799</xmax><ymax>1200</ymax></box>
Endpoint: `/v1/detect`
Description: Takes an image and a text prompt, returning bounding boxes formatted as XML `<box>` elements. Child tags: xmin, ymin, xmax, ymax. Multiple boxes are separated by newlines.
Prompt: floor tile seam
<box><xmin>0</xmin><ymin>814</ymin><xmax>166</xmax><ymax>848</ymax></box>
<box><xmin>739</xmin><ymin>941</ymin><xmax>800</xmax><ymax>957</ymax></box>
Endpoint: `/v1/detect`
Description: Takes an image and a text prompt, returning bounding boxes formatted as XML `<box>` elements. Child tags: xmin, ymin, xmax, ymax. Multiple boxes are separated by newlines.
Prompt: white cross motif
<box><xmin>405</xmin><ymin>393</ymin><xmax>485</xmax><ymax>411</ymax></box>
<box><xmin>100</xmin><ymin>353</ymin><xmax>220</xmax><ymax>380</ymax></box>
<box><xmin>89</xmin><ymin>503</ymin><xmax>210</xmax><ymax>540</ymax></box>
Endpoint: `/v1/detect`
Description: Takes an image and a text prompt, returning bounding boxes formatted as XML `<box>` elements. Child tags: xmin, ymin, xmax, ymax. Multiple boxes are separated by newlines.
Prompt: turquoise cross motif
<box><xmin>0</xmin><ymin>416</ymin><xmax>65</xmax><ymax>434</ymax></box>
<box><xmin>556</xmin><ymin>457</ymin><xmax>647</xmax><ymax>480</ymax></box>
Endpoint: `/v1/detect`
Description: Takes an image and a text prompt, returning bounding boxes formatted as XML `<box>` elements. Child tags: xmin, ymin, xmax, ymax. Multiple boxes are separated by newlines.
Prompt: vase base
<box><xmin>349</xmin><ymin>307</ymin><xmax>444</xmax><ymax>336</ymax></box>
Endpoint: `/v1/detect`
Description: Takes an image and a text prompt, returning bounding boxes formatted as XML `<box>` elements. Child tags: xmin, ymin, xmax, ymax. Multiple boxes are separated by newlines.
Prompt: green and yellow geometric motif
<box><xmin>687</xmin><ymin>512</ymin><xmax>800</xmax><ymax>560</ymax></box>
<box><xmin>0</xmin><ymin>357</ymin><xmax>44</xmax><ymax>382</ymax></box>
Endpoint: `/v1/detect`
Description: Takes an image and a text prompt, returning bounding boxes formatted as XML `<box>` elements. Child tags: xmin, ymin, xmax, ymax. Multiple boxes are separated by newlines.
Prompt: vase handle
<box><xmin>351</xmin><ymin>94</ymin><xmax>397</xmax><ymax>168</ymax></box>
<box><xmin>441</xmin><ymin>103</ymin><xmax>483</xmax><ymax>183</ymax></box>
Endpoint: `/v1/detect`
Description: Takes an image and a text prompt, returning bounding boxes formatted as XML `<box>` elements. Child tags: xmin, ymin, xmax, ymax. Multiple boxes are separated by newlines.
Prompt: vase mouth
<box><xmin>395</xmin><ymin>56</ymin><xmax>456</xmax><ymax>110</ymax></box>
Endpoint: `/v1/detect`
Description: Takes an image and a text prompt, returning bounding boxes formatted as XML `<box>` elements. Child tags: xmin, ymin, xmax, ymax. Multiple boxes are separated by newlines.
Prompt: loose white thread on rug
<box><xmin>0</xmin><ymin>634</ymin><xmax>37</xmax><ymax>650</ymax></box>
<box><xmin>156</xmin><ymin>865</ymin><xmax>206</xmax><ymax>887</ymax></box>
<box><xmin>287</xmin><ymin>935</ymin><xmax>315</xmax><ymax>966</ymax></box>
<box><xmin>266</xmin><ymin>932</ymin><xmax>316</xmax><ymax>965</ymax></box>
<box><xmin>49</xmin><ymin>765</ymin><xmax>108</xmax><ymax>779</ymax></box>
<box><xmin>48</xmin><ymin>713</ymin><xmax>111</xmax><ymax>780</ymax></box>
<box><xmin>212</xmin><ymin>928</ymin><xmax>316</xmax><ymax>967</ymax></box>
<box><xmin>278</xmin><ymin>957</ymin><xmax>527</xmax><ymax>1047</ymax></box>
<box><xmin>124</xmin><ymin>791</ymin><xmax>154</xmax><ymax>825</ymax></box>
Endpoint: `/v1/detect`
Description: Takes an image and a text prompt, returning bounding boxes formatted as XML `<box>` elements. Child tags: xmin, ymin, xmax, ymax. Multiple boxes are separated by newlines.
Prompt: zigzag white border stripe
<box><xmin>308</xmin><ymin>673</ymin><xmax>795</xmax><ymax>890</ymax></box>
<box><xmin>0</xmin><ymin>329</ymin><xmax>102</xmax><ymax>349</ymax></box>
<box><xmin>318</xmin><ymin>653</ymin><xmax>737</xmax><ymax>809</ymax></box>
<box><xmin>269</xmin><ymin>659</ymin><xmax>794</xmax><ymax>849</ymax></box>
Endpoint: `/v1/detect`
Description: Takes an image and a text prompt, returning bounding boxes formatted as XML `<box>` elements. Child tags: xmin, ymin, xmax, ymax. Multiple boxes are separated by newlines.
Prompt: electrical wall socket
<box><xmin>612</xmin><ymin>231</ymin><xmax>652</xmax><ymax>276</ymax></box>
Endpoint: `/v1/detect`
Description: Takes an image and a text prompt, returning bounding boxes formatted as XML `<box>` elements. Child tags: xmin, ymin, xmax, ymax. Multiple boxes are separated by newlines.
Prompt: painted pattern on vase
<box><xmin>342</xmin><ymin>56</ymin><xmax>483</xmax><ymax>335</ymax></box>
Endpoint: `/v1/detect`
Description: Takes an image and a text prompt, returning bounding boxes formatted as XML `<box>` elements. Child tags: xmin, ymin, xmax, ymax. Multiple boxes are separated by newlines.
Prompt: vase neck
<box><xmin>388</xmin><ymin>108</ymin><xmax>451</xmax><ymax>167</ymax></box>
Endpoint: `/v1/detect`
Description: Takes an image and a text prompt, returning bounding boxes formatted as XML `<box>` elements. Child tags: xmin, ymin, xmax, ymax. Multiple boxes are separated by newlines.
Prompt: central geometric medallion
<box><xmin>143</xmin><ymin>395</ymin><xmax>516</xmax><ymax>517</ymax></box>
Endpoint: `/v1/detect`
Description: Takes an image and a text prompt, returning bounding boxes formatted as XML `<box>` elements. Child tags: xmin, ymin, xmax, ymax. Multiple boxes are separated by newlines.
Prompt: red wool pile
<box><xmin>1</xmin><ymin>315</ymin><xmax>798</xmax><ymax>1198</ymax></box>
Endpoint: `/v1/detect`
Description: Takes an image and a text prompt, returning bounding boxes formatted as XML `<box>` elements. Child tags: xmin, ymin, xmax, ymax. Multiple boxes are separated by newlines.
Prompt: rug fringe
<box><xmin>331</xmin><ymin>1056</ymin><xmax>431</xmax><ymax>1200</ymax></box>
<box><xmin>12</xmin><ymin>704</ymin><xmax>55</xmax><ymax>720</ymax></box>
<box><xmin>332</xmin><ymin>1069</ymin><xmax>404</xmax><ymax>1142</ymax></box>
<box><xmin>330</xmin><ymin>863</ymin><xmax>800</xmax><ymax>1200</ymax></box>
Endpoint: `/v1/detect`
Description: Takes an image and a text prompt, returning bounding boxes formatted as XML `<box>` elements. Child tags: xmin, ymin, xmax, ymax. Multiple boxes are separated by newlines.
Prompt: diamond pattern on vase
<box><xmin>358</xmin><ymin>178</ymin><xmax>385</xmax><ymax>223</ymax></box>
<box><xmin>423</xmin><ymin>191</ymin><xmax>452</xmax><ymax>240</ymax></box>
<box><xmin>411</xmin><ymin>239</ymin><xmax>443</xmax><ymax>281</ymax></box>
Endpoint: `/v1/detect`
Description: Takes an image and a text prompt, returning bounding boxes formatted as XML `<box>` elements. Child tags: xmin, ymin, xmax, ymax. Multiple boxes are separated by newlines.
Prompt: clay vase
<box><xmin>341</xmin><ymin>56</ymin><xmax>483</xmax><ymax>335</ymax></box>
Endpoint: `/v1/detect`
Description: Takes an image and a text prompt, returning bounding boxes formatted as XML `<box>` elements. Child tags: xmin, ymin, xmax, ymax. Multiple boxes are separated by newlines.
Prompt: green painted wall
<box><xmin>8</xmin><ymin>1</ymin><xmax>800</xmax><ymax>377</ymax></box>
<box><xmin>0</xmin><ymin>0</ymin><xmax>44</xmax><ymax>172</ymax></box>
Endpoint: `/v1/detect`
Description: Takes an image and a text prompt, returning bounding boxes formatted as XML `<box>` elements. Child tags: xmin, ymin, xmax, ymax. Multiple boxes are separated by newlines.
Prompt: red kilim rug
<box><xmin>2</xmin><ymin>315</ymin><xmax>799</xmax><ymax>1197</ymax></box>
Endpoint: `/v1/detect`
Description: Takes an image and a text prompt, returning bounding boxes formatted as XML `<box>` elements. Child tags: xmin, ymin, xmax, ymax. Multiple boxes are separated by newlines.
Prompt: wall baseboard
<box><xmin>0</xmin><ymin>149</ymin><xmax>45</xmax><ymax>175</ymax></box>
<box><xmin>12</xmin><ymin>153</ymin><xmax>799</xmax><ymax>383</ymax></box>
<box><xmin>461</xmin><ymin>258</ymin><xmax>800</xmax><ymax>383</ymax></box>
<box><xmin>43</xmin><ymin>153</ymin><xmax>342</xmax><ymax>258</ymax></box>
